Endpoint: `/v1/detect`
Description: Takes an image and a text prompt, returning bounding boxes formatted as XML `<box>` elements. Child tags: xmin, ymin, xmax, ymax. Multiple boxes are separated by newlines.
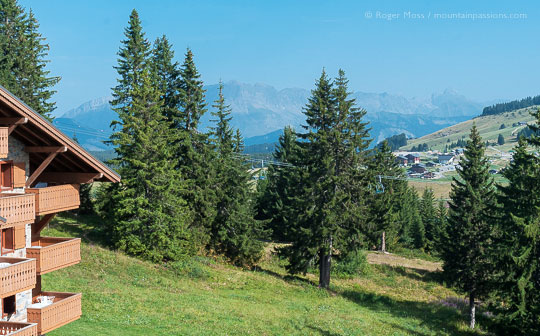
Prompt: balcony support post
<box><xmin>31</xmin><ymin>214</ymin><xmax>56</xmax><ymax>241</ymax></box>
<box><xmin>32</xmin><ymin>275</ymin><xmax>41</xmax><ymax>299</ymax></box>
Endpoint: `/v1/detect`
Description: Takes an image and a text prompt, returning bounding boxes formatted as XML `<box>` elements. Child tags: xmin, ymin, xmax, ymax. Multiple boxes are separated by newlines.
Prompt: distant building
<box><xmin>409</xmin><ymin>163</ymin><xmax>426</xmax><ymax>174</ymax></box>
<box><xmin>405</xmin><ymin>153</ymin><xmax>421</xmax><ymax>164</ymax></box>
<box><xmin>425</xmin><ymin>161</ymin><xmax>436</xmax><ymax>167</ymax></box>
<box><xmin>423</xmin><ymin>172</ymin><xmax>435</xmax><ymax>179</ymax></box>
<box><xmin>395</xmin><ymin>155</ymin><xmax>408</xmax><ymax>166</ymax></box>
<box><xmin>438</xmin><ymin>154</ymin><xmax>455</xmax><ymax>164</ymax></box>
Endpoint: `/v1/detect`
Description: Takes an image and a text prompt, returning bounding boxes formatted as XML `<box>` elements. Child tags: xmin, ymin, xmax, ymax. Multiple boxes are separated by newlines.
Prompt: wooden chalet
<box><xmin>0</xmin><ymin>86</ymin><xmax>120</xmax><ymax>335</ymax></box>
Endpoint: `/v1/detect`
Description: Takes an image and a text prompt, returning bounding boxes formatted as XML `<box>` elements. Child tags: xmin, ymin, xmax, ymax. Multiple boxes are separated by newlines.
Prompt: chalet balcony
<box><xmin>26</xmin><ymin>237</ymin><xmax>81</xmax><ymax>275</ymax></box>
<box><xmin>27</xmin><ymin>292</ymin><xmax>81</xmax><ymax>335</ymax></box>
<box><xmin>0</xmin><ymin>257</ymin><xmax>36</xmax><ymax>298</ymax></box>
<box><xmin>25</xmin><ymin>184</ymin><xmax>80</xmax><ymax>216</ymax></box>
<box><xmin>0</xmin><ymin>194</ymin><xmax>35</xmax><ymax>228</ymax></box>
<box><xmin>0</xmin><ymin>322</ymin><xmax>37</xmax><ymax>336</ymax></box>
<box><xmin>0</xmin><ymin>127</ymin><xmax>7</xmax><ymax>159</ymax></box>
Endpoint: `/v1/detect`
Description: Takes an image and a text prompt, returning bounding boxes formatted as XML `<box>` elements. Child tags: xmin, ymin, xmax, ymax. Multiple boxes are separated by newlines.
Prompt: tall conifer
<box><xmin>279</xmin><ymin>69</ymin><xmax>371</xmax><ymax>288</ymax></box>
<box><xmin>0</xmin><ymin>0</ymin><xmax>59</xmax><ymax>119</ymax></box>
<box><xmin>104</xmin><ymin>10</ymin><xmax>193</xmax><ymax>261</ymax></box>
<box><xmin>209</xmin><ymin>83</ymin><xmax>265</xmax><ymax>265</ymax></box>
<box><xmin>493</xmin><ymin>127</ymin><xmax>540</xmax><ymax>334</ymax></box>
<box><xmin>441</xmin><ymin>125</ymin><xmax>496</xmax><ymax>329</ymax></box>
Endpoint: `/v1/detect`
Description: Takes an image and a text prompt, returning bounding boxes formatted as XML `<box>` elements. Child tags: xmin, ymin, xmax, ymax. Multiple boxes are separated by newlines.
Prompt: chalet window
<box><xmin>2</xmin><ymin>295</ymin><xmax>15</xmax><ymax>317</ymax></box>
<box><xmin>1</xmin><ymin>228</ymin><xmax>14</xmax><ymax>255</ymax></box>
<box><xmin>0</xmin><ymin>161</ymin><xmax>12</xmax><ymax>190</ymax></box>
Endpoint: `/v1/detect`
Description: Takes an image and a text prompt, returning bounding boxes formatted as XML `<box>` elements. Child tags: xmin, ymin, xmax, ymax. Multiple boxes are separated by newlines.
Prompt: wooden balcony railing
<box><xmin>0</xmin><ymin>127</ymin><xmax>7</xmax><ymax>159</ymax></box>
<box><xmin>0</xmin><ymin>257</ymin><xmax>36</xmax><ymax>298</ymax></box>
<box><xmin>0</xmin><ymin>322</ymin><xmax>38</xmax><ymax>336</ymax></box>
<box><xmin>26</xmin><ymin>237</ymin><xmax>81</xmax><ymax>275</ymax></box>
<box><xmin>25</xmin><ymin>184</ymin><xmax>80</xmax><ymax>216</ymax></box>
<box><xmin>27</xmin><ymin>292</ymin><xmax>82</xmax><ymax>335</ymax></box>
<box><xmin>0</xmin><ymin>194</ymin><xmax>35</xmax><ymax>228</ymax></box>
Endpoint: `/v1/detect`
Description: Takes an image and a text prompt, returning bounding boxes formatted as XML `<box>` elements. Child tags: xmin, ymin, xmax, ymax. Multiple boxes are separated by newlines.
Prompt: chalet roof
<box><xmin>396</xmin><ymin>155</ymin><xmax>408</xmax><ymax>160</ymax></box>
<box><xmin>0</xmin><ymin>86</ymin><xmax>120</xmax><ymax>184</ymax></box>
<box><xmin>406</xmin><ymin>153</ymin><xmax>421</xmax><ymax>158</ymax></box>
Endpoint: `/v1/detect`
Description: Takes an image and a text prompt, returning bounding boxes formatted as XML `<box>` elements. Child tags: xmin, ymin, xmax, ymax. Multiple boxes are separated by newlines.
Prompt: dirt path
<box><xmin>367</xmin><ymin>251</ymin><xmax>442</xmax><ymax>272</ymax></box>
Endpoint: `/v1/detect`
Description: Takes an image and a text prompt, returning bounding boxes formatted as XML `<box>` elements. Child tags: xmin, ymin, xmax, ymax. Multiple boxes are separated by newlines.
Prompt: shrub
<box><xmin>169</xmin><ymin>256</ymin><xmax>212</xmax><ymax>279</ymax></box>
<box><xmin>333</xmin><ymin>250</ymin><xmax>370</xmax><ymax>278</ymax></box>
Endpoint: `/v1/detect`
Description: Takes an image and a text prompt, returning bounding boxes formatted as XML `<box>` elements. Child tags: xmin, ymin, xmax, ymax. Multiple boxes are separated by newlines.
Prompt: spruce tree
<box><xmin>493</xmin><ymin>135</ymin><xmax>540</xmax><ymax>334</ymax></box>
<box><xmin>497</xmin><ymin>133</ymin><xmax>505</xmax><ymax>146</ymax></box>
<box><xmin>170</xmin><ymin>49</ymin><xmax>216</xmax><ymax>246</ymax></box>
<box><xmin>209</xmin><ymin>83</ymin><xmax>266</xmax><ymax>265</ymax></box>
<box><xmin>257</xmin><ymin>126</ymin><xmax>301</xmax><ymax>241</ymax></box>
<box><xmin>151</xmin><ymin>35</ymin><xmax>180</xmax><ymax>118</ymax></box>
<box><xmin>0</xmin><ymin>0</ymin><xmax>60</xmax><ymax>119</ymax></box>
<box><xmin>441</xmin><ymin>125</ymin><xmax>496</xmax><ymax>329</ymax></box>
<box><xmin>366</xmin><ymin>141</ymin><xmax>407</xmax><ymax>252</ymax></box>
<box><xmin>279</xmin><ymin>69</ymin><xmax>371</xmax><ymax>288</ymax></box>
<box><xmin>433</xmin><ymin>200</ymin><xmax>448</xmax><ymax>254</ymax></box>
<box><xmin>104</xmin><ymin>10</ymin><xmax>193</xmax><ymax>262</ymax></box>
<box><xmin>420</xmin><ymin>188</ymin><xmax>437</xmax><ymax>252</ymax></box>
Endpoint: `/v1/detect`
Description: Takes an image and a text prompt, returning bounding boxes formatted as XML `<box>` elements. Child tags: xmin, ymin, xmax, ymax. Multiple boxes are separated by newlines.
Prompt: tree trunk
<box><xmin>469</xmin><ymin>292</ymin><xmax>476</xmax><ymax>329</ymax></box>
<box><xmin>319</xmin><ymin>236</ymin><xmax>332</xmax><ymax>289</ymax></box>
<box><xmin>319</xmin><ymin>250</ymin><xmax>331</xmax><ymax>289</ymax></box>
<box><xmin>381</xmin><ymin>231</ymin><xmax>386</xmax><ymax>253</ymax></box>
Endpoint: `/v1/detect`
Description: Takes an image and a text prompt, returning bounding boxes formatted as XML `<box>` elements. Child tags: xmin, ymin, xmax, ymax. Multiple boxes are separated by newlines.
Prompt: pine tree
<box><xmin>151</xmin><ymin>35</ymin><xmax>180</xmax><ymax>119</ymax></box>
<box><xmin>104</xmin><ymin>10</ymin><xmax>193</xmax><ymax>262</ymax></box>
<box><xmin>441</xmin><ymin>125</ymin><xmax>496</xmax><ymax>329</ymax></box>
<box><xmin>420</xmin><ymin>188</ymin><xmax>437</xmax><ymax>252</ymax></box>
<box><xmin>366</xmin><ymin>141</ymin><xmax>407</xmax><ymax>252</ymax></box>
<box><xmin>257</xmin><ymin>126</ymin><xmax>300</xmax><ymax>241</ymax></box>
<box><xmin>433</xmin><ymin>200</ymin><xmax>448</xmax><ymax>254</ymax></box>
<box><xmin>0</xmin><ymin>1</ymin><xmax>60</xmax><ymax>119</ymax></box>
<box><xmin>408</xmin><ymin>189</ymin><xmax>425</xmax><ymax>250</ymax></box>
<box><xmin>497</xmin><ymin>133</ymin><xmax>505</xmax><ymax>146</ymax></box>
<box><xmin>493</xmin><ymin>135</ymin><xmax>540</xmax><ymax>334</ymax></box>
<box><xmin>209</xmin><ymin>83</ymin><xmax>266</xmax><ymax>266</ymax></box>
<box><xmin>170</xmin><ymin>49</ymin><xmax>216</xmax><ymax>246</ymax></box>
<box><xmin>279</xmin><ymin>69</ymin><xmax>371</xmax><ymax>288</ymax></box>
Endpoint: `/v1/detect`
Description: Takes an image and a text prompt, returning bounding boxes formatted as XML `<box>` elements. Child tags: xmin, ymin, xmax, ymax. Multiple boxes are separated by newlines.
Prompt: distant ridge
<box><xmin>482</xmin><ymin>95</ymin><xmax>540</xmax><ymax>116</ymax></box>
<box><xmin>56</xmin><ymin>81</ymin><xmax>487</xmax><ymax>151</ymax></box>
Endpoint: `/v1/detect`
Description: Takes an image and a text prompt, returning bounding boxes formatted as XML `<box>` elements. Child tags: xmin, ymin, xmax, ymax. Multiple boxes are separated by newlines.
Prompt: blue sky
<box><xmin>19</xmin><ymin>0</ymin><xmax>538</xmax><ymax>114</ymax></box>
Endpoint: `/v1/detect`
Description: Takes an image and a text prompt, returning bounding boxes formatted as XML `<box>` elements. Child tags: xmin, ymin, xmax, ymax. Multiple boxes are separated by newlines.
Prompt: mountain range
<box><xmin>53</xmin><ymin>81</ymin><xmax>491</xmax><ymax>151</ymax></box>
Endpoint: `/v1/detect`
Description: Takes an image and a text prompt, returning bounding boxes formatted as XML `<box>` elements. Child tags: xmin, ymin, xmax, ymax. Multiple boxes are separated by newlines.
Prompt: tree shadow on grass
<box><xmin>374</xmin><ymin>264</ymin><xmax>445</xmax><ymax>284</ymax></box>
<box><xmin>304</xmin><ymin>325</ymin><xmax>343</xmax><ymax>336</ymax></box>
<box><xmin>254</xmin><ymin>267</ymin><xmax>318</xmax><ymax>287</ymax></box>
<box><xmin>340</xmin><ymin>290</ymin><xmax>482</xmax><ymax>336</ymax></box>
<box><xmin>46</xmin><ymin>212</ymin><xmax>112</xmax><ymax>248</ymax></box>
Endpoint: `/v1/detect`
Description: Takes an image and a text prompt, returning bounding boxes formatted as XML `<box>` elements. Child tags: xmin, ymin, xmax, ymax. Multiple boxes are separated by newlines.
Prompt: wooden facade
<box><xmin>0</xmin><ymin>86</ymin><xmax>119</xmax><ymax>334</ymax></box>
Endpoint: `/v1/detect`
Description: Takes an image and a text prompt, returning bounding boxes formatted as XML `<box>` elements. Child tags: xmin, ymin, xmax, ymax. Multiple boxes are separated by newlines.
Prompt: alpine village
<box><xmin>0</xmin><ymin>1</ymin><xmax>539</xmax><ymax>335</ymax></box>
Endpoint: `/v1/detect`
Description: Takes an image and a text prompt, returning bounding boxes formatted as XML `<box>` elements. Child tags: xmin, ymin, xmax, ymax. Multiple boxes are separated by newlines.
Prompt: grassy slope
<box><xmin>42</xmin><ymin>214</ymin><xmax>486</xmax><ymax>336</ymax></box>
<box><xmin>402</xmin><ymin>107</ymin><xmax>537</xmax><ymax>198</ymax></box>
<box><xmin>403</xmin><ymin>107</ymin><xmax>537</xmax><ymax>152</ymax></box>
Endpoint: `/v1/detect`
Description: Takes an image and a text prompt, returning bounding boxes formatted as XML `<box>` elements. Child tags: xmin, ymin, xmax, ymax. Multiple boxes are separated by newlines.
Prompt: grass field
<box><xmin>403</xmin><ymin>107</ymin><xmax>537</xmax><ymax>152</ymax></box>
<box><xmin>39</xmin><ymin>213</ymin><xmax>490</xmax><ymax>335</ymax></box>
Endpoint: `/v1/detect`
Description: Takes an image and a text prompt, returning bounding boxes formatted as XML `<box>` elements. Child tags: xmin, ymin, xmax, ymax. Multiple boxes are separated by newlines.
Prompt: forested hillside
<box><xmin>482</xmin><ymin>94</ymin><xmax>540</xmax><ymax>116</ymax></box>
